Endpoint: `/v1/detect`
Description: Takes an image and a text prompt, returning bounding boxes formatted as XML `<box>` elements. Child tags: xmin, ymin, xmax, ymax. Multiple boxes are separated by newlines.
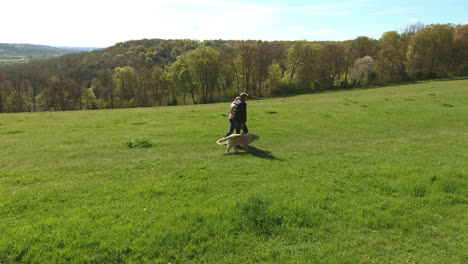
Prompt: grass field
<box><xmin>1</xmin><ymin>79</ymin><xmax>467</xmax><ymax>263</ymax></box>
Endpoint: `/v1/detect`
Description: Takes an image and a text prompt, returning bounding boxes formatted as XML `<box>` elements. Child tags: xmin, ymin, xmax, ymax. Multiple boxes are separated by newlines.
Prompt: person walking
<box><xmin>224</xmin><ymin>92</ymin><xmax>249</xmax><ymax>138</ymax></box>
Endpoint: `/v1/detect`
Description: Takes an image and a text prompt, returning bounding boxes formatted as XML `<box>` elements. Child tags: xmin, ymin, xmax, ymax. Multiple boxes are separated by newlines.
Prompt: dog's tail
<box><xmin>216</xmin><ymin>137</ymin><xmax>229</xmax><ymax>145</ymax></box>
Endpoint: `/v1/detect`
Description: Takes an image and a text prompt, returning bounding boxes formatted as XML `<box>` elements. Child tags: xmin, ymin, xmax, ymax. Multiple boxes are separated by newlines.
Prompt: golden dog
<box><xmin>216</xmin><ymin>133</ymin><xmax>259</xmax><ymax>152</ymax></box>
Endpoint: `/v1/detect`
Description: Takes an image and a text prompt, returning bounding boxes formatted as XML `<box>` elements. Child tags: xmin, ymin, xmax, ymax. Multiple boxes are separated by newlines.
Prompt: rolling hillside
<box><xmin>0</xmin><ymin>79</ymin><xmax>467</xmax><ymax>263</ymax></box>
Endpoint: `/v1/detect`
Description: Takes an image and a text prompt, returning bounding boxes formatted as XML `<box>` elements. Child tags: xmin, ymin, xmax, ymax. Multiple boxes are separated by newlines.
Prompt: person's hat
<box><xmin>240</xmin><ymin>92</ymin><xmax>249</xmax><ymax>97</ymax></box>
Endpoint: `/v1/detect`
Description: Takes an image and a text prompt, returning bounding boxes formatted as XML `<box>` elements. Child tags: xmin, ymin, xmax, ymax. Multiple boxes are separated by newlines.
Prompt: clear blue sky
<box><xmin>2</xmin><ymin>0</ymin><xmax>467</xmax><ymax>47</ymax></box>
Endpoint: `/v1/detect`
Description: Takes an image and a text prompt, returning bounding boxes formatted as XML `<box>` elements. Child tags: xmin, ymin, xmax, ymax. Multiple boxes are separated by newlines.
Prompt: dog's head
<box><xmin>249</xmin><ymin>133</ymin><xmax>259</xmax><ymax>141</ymax></box>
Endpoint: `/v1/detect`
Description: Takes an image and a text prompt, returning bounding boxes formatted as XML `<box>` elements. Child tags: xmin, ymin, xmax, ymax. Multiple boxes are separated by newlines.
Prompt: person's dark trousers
<box><xmin>224</xmin><ymin>119</ymin><xmax>241</xmax><ymax>137</ymax></box>
<box><xmin>241</xmin><ymin>123</ymin><xmax>248</xmax><ymax>134</ymax></box>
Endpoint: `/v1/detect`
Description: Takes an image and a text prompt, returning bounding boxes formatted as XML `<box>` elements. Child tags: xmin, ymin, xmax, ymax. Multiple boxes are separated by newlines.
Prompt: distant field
<box><xmin>0</xmin><ymin>55</ymin><xmax>32</xmax><ymax>64</ymax></box>
<box><xmin>1</xmin><ymin>79</ymin><xmax>467</xmax><ymax>263</ymax></box>
<box><xmin>0</xmin><ymin>54</ymin><xmax>71</xmax><ymax>64</ymax></box>
<box><xmin>0</xmin><ymin>43</ymin><xmax>98</xmax><ymax>64</ymax></box>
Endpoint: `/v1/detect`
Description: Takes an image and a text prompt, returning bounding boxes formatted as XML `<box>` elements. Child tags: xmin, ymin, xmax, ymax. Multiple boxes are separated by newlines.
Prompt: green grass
<box><xmin>1</xmin><ymin>80</ymin><xmax>467</xmax><ymax>263</ymax></box>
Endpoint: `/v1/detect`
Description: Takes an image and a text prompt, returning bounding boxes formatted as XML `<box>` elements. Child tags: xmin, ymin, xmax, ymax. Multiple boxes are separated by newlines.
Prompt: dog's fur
<box><xmin>216</xmin><ymin>133</ymin><xmax>259</xmax><ymax>152</ymax></box>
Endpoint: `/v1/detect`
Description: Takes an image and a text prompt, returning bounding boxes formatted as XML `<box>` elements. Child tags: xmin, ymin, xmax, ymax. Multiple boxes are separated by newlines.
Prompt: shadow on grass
<box><xmin>225</xmin><ymin>146</ymin><xmax>283</xmax><ymax>161</ymax></box>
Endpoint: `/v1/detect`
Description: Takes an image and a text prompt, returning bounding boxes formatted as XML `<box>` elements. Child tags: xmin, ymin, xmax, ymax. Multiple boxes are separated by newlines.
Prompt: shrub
<box><xmin>125</xmin><ymin>138</ymin><xmax>153</xmax><ymax>148</ymax></box>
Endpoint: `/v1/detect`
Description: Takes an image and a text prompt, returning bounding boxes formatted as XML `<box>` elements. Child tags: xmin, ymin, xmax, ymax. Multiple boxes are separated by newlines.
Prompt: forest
<box><xmin>0</xmin><ymin>23</ymin><xmax>467</xmax><ymax>113</ymax></box>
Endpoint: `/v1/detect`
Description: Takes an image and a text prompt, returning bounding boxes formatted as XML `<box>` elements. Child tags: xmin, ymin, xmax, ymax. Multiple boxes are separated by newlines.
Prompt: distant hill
<box><xmin>0</xmin><ymin>43</ymin><xmax>101</xmax><ymax>63</ymax></box>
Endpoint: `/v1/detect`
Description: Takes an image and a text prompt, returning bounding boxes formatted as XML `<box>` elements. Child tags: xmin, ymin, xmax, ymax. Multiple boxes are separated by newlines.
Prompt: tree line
<box><xmin>1</xmin><ymin>23</ymin><xmax>467</xmax><ymax>113</ymax></box>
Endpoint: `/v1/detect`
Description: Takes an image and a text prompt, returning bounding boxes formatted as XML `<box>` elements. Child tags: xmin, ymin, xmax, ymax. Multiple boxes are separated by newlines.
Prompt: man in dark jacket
<box><xmin>224</xmin><ymin>92</ymin><xmax>248</xmax><ymax>137</ymax></box>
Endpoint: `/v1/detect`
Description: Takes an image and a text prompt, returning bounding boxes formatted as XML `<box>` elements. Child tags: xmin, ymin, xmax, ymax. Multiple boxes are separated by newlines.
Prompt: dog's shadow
<box><xmin>225</xmin><ymin>146</ymin><xmax>283</xmax><ymax>161</ymax></box>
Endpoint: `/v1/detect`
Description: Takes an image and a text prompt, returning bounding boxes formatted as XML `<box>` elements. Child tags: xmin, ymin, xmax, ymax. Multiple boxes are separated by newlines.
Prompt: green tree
<box><xmin>185</xmin><ymin>46</ymin><xmax>220</xmax><ymax>103</ymax></box>
<box><xmin>68</xmin><ymin>79</ymin><xmax>83</xmax><ymax>110</ymax></box>
<box><xmin>406</xmin><ymin>24</ymin><xmax>455</xmax><ymax>79</ymax></box>
<box><xmin>350</xmin><ymin>36</ymin><xmax>380</xmax><ymax>58</ymax></box>
<box><xmin>454</xmin><ymin>24</ymin><xmax>468</xmax><ymax>74</ymax></box>
<box><xmin>0</xmin><ymin>70</ymin><xmax>8</xmax><ymax>112</ymax></box>
<box><xmin>376</xmin><ymin>31</ymin><xmax>407</xmax><ymax>84</ymax></box>
<box><xmin>285</xmin><ymin>41</ymin><xmax>308</xmax><ymax>82</ymax></box>
<box><xmin>296</xmin><ymin>43</ymin><xmax>321</xmax><ymax>90</ymax></box>
<box><xmin>340</xmin><ymin>37</ymin><xmax>379</xmax><ymax>87</ymax></box>
<box><xmin>95</xmin><ymin>68</ymin><xmax>115</xmax><ymax>108</ymax></box>
<box><xmin>252</xmin><ymin>41</ymin><xmax>274</xmax><ymax>97</ymax></box>
<box><xmin>135</xmin><ymin>68</ymin><xmax>151</xmax><ymax>107</ymax></box>
<box><xmin>83</xmin><ymin>88</ymin><xmax>98</xmax><ymax>109</ymax></box>
<box><xmin>23</xmin><ymin>63</ymin><xmax>47</xmax><ymax>112</ymax></box>
<box><xmin>168</xmin><ymin>56</ymin><xmax>197</xmax><ymax>104</ymax></box>
<box><xmin>1</xmin><ymin>80</ymin><xmax>29</xmax><ymax>112</ymax></box>
<box><xmin>317</xmin><ymin>43</ymin><xmax>346</xmax><ymax>89</ymax></box>
<box><xmin>222</xmin><ymin>42</ymin><xmax>242</xmax><ymax>95</ymax></box>
<box><xmin>235</xmin><ymin>42</ymin><xmax>257</xmax><ymax>95</ymax></box>
<box><xmin>265</xmin><ymin>62</ymin><xmax>283</xmax><ymax>95</ymax></box>
<box><xmin>113</xmin><ymin>66</ymin><xmax>138</xmax><ymax>107</ymax></box>
<box><xmin>43</xmin><ymin>76</ymin><xmax>72</xmax><ymax>111</ymax></box>
<box><xmin>284</xmin><ymin>41</ymin><xmax>321</xmax><ymax>92</ymax></box>
<box><xmin>7</xmin><ymin>80</ymin><xmax>30</xmax><ymax>112</ymax></box>
<box><xmin>150</xmin><ymin>66</ymin><xmax>168</xmax><ymax>106</ymax></box>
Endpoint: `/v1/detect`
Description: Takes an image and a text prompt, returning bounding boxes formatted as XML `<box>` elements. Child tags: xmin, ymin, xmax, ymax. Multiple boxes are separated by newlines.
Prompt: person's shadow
<box><xmin>226</xmin><ymin>146</ymin><xmax>282</xmax><ymax>161</ymax></box>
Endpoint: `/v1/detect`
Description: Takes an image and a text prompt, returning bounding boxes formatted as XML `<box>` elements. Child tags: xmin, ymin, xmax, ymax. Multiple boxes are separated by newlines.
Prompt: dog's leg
<box><xmin>228</xmin><ymin>143</ymin><xmax>238</xmax><ymax>153</ymax></box>
<box><xmin>244</xmin><ymin>145</ymin><xmax>248</xmax><ymax>152</ymax></box>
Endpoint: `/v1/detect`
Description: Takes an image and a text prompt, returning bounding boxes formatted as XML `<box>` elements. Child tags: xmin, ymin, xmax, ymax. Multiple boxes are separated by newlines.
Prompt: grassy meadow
<box><xmin>1</xmin><ymin>79</ymin><xmax>467</xmax><ymax>263</ymax></box>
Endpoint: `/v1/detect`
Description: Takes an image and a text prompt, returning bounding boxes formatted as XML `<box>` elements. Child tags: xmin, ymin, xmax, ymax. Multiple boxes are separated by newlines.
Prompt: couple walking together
<box><xmin>224</xmin><ymin>92</ymin><xmax>249</xmax><ymax>138</ymax></box>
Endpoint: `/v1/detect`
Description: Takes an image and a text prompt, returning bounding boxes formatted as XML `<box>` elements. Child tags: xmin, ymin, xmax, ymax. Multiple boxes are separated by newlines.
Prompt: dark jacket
<box><xmin>229</xmin><ymin>97</ymin><xmax>247</xmax><ymax>123</ymax></box>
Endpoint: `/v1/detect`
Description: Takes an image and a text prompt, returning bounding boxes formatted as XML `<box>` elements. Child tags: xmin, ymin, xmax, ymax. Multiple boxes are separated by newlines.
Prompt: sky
<box><xmin>2</xmin><ymin>0</ymin><xmax>467</xmax><ymax>48</ymax></box>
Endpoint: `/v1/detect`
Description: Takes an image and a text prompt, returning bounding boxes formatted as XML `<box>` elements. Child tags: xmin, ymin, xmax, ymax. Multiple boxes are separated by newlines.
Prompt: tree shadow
<box><xmin>225</xmin><ymin>146</ymin><xmax>283</xmax><ymax>161</ymax></box>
